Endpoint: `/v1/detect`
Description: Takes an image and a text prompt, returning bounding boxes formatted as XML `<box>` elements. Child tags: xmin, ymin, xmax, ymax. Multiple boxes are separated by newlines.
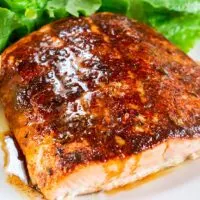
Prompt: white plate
<box><xmin>0</xmin><ymin>41</ymin><xmax>200</xmax><ymax>200</ymax></box>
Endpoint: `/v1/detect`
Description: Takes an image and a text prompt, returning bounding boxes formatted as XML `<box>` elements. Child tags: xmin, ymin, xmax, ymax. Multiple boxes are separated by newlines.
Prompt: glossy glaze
<box><xmin>0</xmin><ymin>13</ymin><xmax>200</xmax><ymax>190</ymax></box>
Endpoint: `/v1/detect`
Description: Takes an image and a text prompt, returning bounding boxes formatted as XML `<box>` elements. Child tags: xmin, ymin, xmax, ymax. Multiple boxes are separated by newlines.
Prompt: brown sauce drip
<box><xmin>1</xmin><ymin>134</ymin><xmax>44</xmax><ymax>199</ymax></box>
<box><xmin>104</xmin><ymin>158</ymin><xmax>127</xmax><ymax>181</ymax></box>
<box><xmin>106</xmin><ymin>167</ymin><xmax>173</xmax><ymax>195</ymax></box>
<box><xmin>7</xmin><ymin>175</ymin><xmax>44</xmax><ymax>200</ymax></box>
<box><xmin>104</xmin><ymin>154</ymin><xmax>141</xmax><ymax>182</ymax></box>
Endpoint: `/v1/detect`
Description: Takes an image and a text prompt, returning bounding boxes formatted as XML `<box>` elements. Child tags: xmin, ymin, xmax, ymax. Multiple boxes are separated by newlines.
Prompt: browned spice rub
<box><xmin>0</xmin><ymin>12</ymin><xmax>200</xmax><ymax>198</ymax></box>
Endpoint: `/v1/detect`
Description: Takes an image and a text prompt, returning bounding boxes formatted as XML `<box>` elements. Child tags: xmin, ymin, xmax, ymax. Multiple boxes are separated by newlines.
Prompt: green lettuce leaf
<box><xmin>46</xmin><ymin>0</ymin><xmax>69</xmax><ymax>18</ymax></box>
<box><xmin>127</xmin><ymin>0</ymin><xmax>200</xmax><ymax>52</ymax></box>
<box><xmin>0</xmin><ymin>8</ymin><xmax>20</xmax><ymax>52</ymax></box>
<box><xmin>66</xmin><ymin>0</ymin><xmax>101</xmax><ymax>17</ymax></box>
<box><xmin>140</xmin><ymin>0</ymin><xmax>200</xmax><ymax>14</ymax></box>
<box><xmin>46</xmin><ymin>0</ymin><xmax>101</xmax><ymax>18</ymax></box>
<box><xmin>0</xmin><ymin>0</ymin><xmax>47</xmax><ymax>12</ymax></box>
<box><xmin>100</xmin><ymin>0</ymin><xmax>129</xmax><ymax>14</ymax></box>
<box><xmin>0</xmin><ymin>0</ymin><xmax>199</xmax><ymax>53</ymax></box>
<box><xmin>0</xmin><ymin>0</ymin><xmax>48</xmax><ymax>41</ymax></box>
<box><xmin>149</xmin><ymin>13</ymin><xmax>200</xmax><ymax>52</ymax></box>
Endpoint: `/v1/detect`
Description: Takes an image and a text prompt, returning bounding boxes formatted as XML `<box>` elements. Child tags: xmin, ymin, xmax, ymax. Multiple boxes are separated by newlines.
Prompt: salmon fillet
<box><xmin>0</xmin><ymin>12</ymin><xmax>200</xmax><ymax>199</ymax></box>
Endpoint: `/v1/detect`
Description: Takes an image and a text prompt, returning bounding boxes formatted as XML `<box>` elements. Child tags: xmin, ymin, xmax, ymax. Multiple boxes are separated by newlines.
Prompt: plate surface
<box><xmin>0</xmin><ymin>41</ymin><xmax>200</xmax><ymax>200</ymax></box>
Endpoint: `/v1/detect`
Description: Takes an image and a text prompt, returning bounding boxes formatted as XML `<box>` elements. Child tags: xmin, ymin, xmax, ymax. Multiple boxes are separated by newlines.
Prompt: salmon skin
<box><xmin>0</xmin><ymin>12</ymin><xmax>200</xmax><ymax>199</ymax></box>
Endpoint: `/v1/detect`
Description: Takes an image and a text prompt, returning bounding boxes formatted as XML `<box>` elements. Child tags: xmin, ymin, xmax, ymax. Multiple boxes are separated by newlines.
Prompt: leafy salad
<box><xmin>0</xmin><ymin>0</ymin><xmax>200</xmax><ymax>53</ymax></box>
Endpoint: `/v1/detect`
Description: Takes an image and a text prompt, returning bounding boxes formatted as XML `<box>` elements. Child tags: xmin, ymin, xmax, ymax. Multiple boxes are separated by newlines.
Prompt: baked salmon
<box><xmin>0</xmin><ymin>12</ymin><xmax>200</xmax><ymax>199</ymax></box>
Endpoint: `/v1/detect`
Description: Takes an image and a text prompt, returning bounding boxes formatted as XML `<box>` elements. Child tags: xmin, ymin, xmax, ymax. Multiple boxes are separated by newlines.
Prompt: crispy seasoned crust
<box><xmin>0</xmin><ymin>12</ymin><xmax>200</xmax><ymax>190</ymax></box>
